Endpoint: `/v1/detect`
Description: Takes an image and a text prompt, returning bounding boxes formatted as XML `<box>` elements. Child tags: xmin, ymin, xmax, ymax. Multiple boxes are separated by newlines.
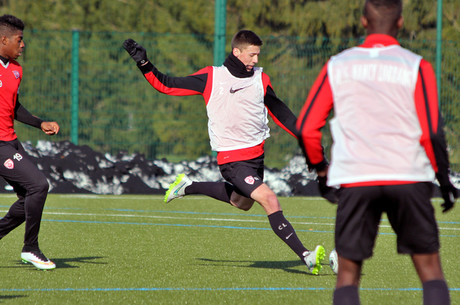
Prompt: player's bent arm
<box><xmin>296</xmin><ymin>64</ymin><xmax>332</xmax><ymax>171</ymax></box>
<box><xmin>138</xmin><ymin>62</ymin><xmax>209</xmax><ymax>96</ymax></box>
<box><xmin>14</xmin><ymin>100</ymin><xmax>43</xmax><ymax>128</ymax></box>
<box><xmin>264</xmin><ymin>85</ymin><xmax>298</xmax><ymax>138</ymax></box>
<box><xmin>414</xmin><ymin>59</ymin><xmax>452</xmax><ymax>185</ymax></box>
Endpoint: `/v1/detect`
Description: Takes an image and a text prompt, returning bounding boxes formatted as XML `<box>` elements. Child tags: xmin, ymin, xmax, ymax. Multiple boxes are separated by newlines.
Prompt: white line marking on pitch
<box><xmin>1</xmin><ymin>209</ymin><xmax>457</xmax><ymax>232</ymax></box>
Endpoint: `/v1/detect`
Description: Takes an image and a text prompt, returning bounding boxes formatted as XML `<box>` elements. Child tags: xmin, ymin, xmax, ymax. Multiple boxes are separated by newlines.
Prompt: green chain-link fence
<box><xmin>16</xmin><ymin>30</ymin><xmax>459</xmax><ymax>170</ymax></box>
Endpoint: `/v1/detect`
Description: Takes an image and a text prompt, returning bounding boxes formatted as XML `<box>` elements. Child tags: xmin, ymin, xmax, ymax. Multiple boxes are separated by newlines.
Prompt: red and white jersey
<box><xmin>297</xmin><ymin>34</ymin><xmax>448</xmax><ymax>187</ymax></box>
<box><xmin>207</xmin><ymin>66</ymin><xmax>268</xmax><ymax>151</ymax></box>
<box><xmin>326</xmin><ymin>43</ymin><xmax>433</xmax><ymax>185</ymax></box>
<box><xmin>0</xmin><ymin>59</ymin><xmax>22</xmax><ymax>141</ymax></box>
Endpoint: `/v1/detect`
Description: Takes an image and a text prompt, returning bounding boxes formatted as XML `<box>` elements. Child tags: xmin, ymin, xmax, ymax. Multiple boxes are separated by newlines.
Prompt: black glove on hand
<box><xmin>317</xmin><ymin>175</ymin><xmax>338</xmax><ymax>204</ymax></box>
<box><xmin>123</xmin><ymin>39</ymin><xmax>148</xmax><ymax>65</ymax></box>
<box><xmin>440</xmin><ymin>183</ymin><xmax>458</xmax><ymax>213</ymax></box>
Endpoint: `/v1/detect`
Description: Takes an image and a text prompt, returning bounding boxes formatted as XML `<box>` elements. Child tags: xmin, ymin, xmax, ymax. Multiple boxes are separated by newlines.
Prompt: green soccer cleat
<box><xmin>303</xmin><ymin>245</ymin><xmax>325</xmax><ymax>275</ymax></box>
<box><xmin>164</xmin><ymin>173</ymin><xmax>193</xmax><ymax>203</ymax></box>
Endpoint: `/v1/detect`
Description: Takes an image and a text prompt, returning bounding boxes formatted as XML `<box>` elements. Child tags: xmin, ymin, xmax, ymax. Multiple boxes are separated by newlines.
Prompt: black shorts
<box><xmin>219</xmin><ymin>155</ymin><xmax>264</xmax><ymax>198</ymax></box>
<box><xmin>335</xmin><ymin>182</ymin><xmax>439</xmax><ymax>261</ymax></box>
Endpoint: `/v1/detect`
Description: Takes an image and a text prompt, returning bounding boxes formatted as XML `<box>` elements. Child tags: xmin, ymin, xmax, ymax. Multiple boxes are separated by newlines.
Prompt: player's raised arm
<box><xmin>123</xmin><ymin>38</ymin><xmax>208</xmax><ymax>96</ymax></box>
<box><xmin>123</xmin><ymin>38</ymin><xmax>149</xmax><ymax>66</ymax></box>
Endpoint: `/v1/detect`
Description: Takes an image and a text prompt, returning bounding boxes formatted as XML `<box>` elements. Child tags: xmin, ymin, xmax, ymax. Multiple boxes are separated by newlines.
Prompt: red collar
<box><xmin>360</xmin><ymin>34</ymin><xmax>400</xmax><ymax>48</ymax></box>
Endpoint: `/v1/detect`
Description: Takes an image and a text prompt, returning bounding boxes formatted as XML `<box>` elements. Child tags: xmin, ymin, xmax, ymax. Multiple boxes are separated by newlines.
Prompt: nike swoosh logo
<box><xmin>173</xmin><ymin>182</ymin><xmax>187</xmax><ymax>195</ymax></box>
<box><xmin>285</xmin><ymin>233</ymin><xmax>293</xmax><ymax>240</ymax></box>
<box><xmin>229</xmin><ymin>88</ymin><xmax>244</xmax><ymax>94</ymax></box>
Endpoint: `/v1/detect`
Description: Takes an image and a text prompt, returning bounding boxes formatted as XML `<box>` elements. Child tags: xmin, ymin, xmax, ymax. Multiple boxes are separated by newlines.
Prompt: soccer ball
<box><xmin>329</xmin><ymin>248</ymin><xmax>338</xmax><ymax>274</ymax></box>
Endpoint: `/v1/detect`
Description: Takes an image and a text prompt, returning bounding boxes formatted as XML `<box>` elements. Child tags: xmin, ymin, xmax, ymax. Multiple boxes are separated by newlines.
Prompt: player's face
<box><xmin>234</xmin><ymin>45</ymin><xmax>260</xmax><ymax>72</ymax></box>
<box><xmin>2</xmin><ymin>31</ymin><xmax>25</xmax><ymax>60</ymax></box>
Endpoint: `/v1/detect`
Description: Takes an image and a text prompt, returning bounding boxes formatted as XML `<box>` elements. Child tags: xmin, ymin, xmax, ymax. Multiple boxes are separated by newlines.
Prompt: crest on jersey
<box><xmin>4</xmin><ymin>159</ymin><xmax>14</xmax><ymax>169</ymax></box>
<box><xmin>244</xmin><ymin>176</ymin><xmax>255</xmax><ymax>185</ymax></box>
<box><xmin>0</xmin><ymin>80</ymin><xmax>2</xmax><ymax>87</ymax></box>
<box><xmin>12</xmin><ymin>70</ymin><xmax>20</xmax><ymax>79</ymax></box>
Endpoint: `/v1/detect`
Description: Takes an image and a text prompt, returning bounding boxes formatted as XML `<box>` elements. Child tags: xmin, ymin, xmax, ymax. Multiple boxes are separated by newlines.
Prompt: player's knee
<box><xmin>265</xmin><ymin>192</ymin><xmax>279</xmax><ymax>207</ymax></box>
<box><xmin>231</xmin><ymin>197</ymin><xmax>254</xmax><ymax>211</ymax></box>
<box><xmin>238</xmin><ymin>202</ymin><xmax>253</xmax><ymax>211</ymax></box>
<box><xmin>30</xmin><ymin>178</ymin><xmax>49</xmax><ymax>196</ymax></box>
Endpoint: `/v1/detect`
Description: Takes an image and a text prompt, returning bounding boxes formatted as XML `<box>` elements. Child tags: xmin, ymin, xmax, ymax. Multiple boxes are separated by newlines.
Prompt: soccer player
<box><xmin>297</xmin><ymin>0</ymin><xmax>457</xmax><ymax>304</ymax></box>
<box><xmin>124</xmin><ymin>30</ymin><xmax>325</xmax><ymax>275</ymax></box>
<box><xmin>0</xmin><ymin>15</ymin><xmax>60</xmax><ymax>270</ymax></box>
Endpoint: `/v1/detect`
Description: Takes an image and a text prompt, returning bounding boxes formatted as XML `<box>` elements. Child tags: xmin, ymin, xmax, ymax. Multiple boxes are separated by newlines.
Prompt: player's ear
<box><xmin>232</xmin><ymin>47</ymin><xmax>241</xmax><ymax>57</ymax></box>
<box><xmin>396</xmin><ymin>16</ymin><xmax>404</xmax><ymax>29</ymax></box>
<box><xmin>361</xmin><ymin>15</ymin><xmax>368</xmax><ymax>28</ymax></box>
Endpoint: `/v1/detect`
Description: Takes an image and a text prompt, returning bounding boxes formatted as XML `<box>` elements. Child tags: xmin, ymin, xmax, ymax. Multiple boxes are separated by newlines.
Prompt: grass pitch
<box><xmin>0</xmin><ymin>194</ymin><xmax>458</xmax><ymax>304</ymax></box>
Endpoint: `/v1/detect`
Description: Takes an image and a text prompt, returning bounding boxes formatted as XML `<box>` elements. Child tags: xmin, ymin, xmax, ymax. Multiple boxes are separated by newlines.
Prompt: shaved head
<box><xmin>231</xmin><ymin>30</ymin><xmax>263</xmax><ymax>51</ymax></box>
<box><xmin>0</xmin><ymin>14</ymin><xmax>24</xmax><ymax>37</ymax></box>
<box><xmin>362</xmin><ymin>0</ymin><xmax>403</xmax><ymax>36</ymax></box>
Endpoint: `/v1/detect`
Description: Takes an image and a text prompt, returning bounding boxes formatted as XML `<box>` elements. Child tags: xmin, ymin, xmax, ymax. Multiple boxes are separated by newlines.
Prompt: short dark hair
<box><xmin>0</xmin><ymin>14</ymin><xmax>25</xmax><ymax>36</ymax></box>
<box><xmin>231</xmin><ymin>30</ymin><xmax>263</xmax><ymax>50</ymax></box>
<box><xmin>363</xmin><ymin>0</ymin><xmax>402</xmax><ymax>25</ymax></box>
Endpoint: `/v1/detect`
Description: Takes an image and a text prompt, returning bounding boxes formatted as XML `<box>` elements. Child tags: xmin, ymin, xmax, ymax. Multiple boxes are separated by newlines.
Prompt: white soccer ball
<box><xmin>329</xmin><ymin>248</ymin><xmax>338</xmax><ymax>274</ymax></box>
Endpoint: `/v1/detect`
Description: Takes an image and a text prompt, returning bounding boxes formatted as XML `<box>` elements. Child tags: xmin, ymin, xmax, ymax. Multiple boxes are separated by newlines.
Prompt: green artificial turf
<box><xmin>0</xmin><ymin>194</ymin><xmax>457</xmax><ymax>304</ymax></box>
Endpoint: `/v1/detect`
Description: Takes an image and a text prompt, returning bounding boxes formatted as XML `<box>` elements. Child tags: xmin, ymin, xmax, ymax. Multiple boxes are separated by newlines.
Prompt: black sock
<box><xmin>185</xmin><ymin>182</ymin><xmax>234</xmax><ymax>203</ymax></box>
<box><xmin>423</xmin><ymin>280</ymin><xmax>450</xmax><ymax>305</ymax></box>
<box><xmin>268</xmin><ymin>211</ymin><xmax>308</xmax><ymax>259</ymax></box>
<box><xmin>22</xmin><ymin>244</ymin><xmax>40</xmax><ymax>252</ymax></box>
<box><xmin>333</xmin><ymin>285</ymin><xmax>360</xmax><ymax>305</ymax></box>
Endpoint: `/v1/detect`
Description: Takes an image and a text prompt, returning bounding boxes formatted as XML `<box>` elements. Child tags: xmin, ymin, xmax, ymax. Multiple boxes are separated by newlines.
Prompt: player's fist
<box><xmin>317</xmin><ymin>175</ymin><xmax>338</xmax><ymax>204</ymax></box>
<box><xmin>123</xmin><ymin>39</ymin><xmax>148</xmax><ymax>65</ymax></box>
<box><xmin>440</xmin><ymin>183</ymin><xmax>457</xmax><ymax>213</ymax></box>
<box><xmin>41</xmin><ymin>121</ymin><xmax>59</xmax><ymax>135</ymax></box>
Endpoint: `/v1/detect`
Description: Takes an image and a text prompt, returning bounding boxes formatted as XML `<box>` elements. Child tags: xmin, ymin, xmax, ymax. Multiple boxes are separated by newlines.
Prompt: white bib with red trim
<box><xmin>327</xmin><ymin>45</ymin><xmax>435</xmax><ymax>186</ymax></box>
<box><xmin>207</xmin><ymin>66</ymin><xmax>269</xmax><ymax>151</ymax></box>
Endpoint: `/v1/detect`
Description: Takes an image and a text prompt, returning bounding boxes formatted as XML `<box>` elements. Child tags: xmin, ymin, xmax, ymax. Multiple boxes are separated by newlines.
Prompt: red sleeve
<box><xmin>262</xmin><ymin>72</ymin><xmax>270</xmax><ymax>95</ymax></box>
<box><xmin>414</xmin><ymin>59</ymin><xmax>438</xmax><ymax>171</ymax></box>
<box><xmin>141</xmin><ymin>62</ymin><xmax>211</xmax><ymax>97</ymax></box>
<box><xmin>296</xmin><ymin>63</ymin><xmax>333</xmax><ymax>170</ymax></box>
<box><xmin>414</xmin><ymin>59</ymin><xmax>451</xmax><ymax>183</ymax></box>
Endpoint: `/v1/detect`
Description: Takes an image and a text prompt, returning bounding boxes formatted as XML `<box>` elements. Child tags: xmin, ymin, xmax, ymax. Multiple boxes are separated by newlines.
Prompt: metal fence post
<box><xmin>212</xmin><ymin>0</ymin><xmax>227</xmax><ymax>157</ymax></box>
<box><xmin>213</xmin><ymin>0</ymin><xmax>227</xmax><ymax>66</ymax></box>
<box><xmin>71</xmin><ymin>29</ymin><xmax>80</xmax><ymax>145</ymax></box>
<box><xmin>436</xmin><ymin>0</ymin><xmax>443</xmax><ymax>101</ymax></box>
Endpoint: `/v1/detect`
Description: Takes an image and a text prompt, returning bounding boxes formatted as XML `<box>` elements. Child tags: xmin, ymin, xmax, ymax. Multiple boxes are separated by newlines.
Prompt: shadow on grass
<box><xmin>0</xmin><ymin>295</ymin><xmax>27</xmax><ymax>303</ymax></box>
<box><xmin>197</xmin><ymin>258</ymin><xmax>331</xmax><ymax>276</ymax></box>
<box><xmin>53</xmin><ymin>256</ymin><xmax>107</xmax><ymax>269</ymax></box>
<box><xmin>1</xmin><ymin>256</ymin><xmax>107</xmax><ymax>270</ymax></box>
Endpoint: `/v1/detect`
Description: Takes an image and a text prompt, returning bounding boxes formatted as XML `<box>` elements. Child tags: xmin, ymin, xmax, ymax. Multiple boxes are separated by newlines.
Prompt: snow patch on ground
<box><xmin>0</xmin><ymin>140</ymin><xmax>456</xmax><ymax>197</ymax></box>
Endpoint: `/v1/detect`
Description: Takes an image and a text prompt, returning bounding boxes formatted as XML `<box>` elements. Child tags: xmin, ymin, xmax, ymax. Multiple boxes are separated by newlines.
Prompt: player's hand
<box><xmin>41</xmin><ymin>121</ymin><xmax>59</xmax><ymax>135</ymax></box>
<box><xmin>123</xmin><ymin>39</ymin><xmax>148</xmax><ymax>65</ymax></box>
<box><xmin>440</xmin><ymin>182</ymin><xmax>457</xmax><ymax>213</ymax></box>
<box><xmin>317</xmin><ymin>175</ymin><xmax>338</xmax><ymax>204</ymax></box>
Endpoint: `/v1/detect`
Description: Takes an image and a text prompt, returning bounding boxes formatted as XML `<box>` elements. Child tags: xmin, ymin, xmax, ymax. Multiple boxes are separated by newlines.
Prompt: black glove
<box><xmin>440</xmin><ymin>183</ymin><xmax>457</xmax><ymax>213</ymax></box>
<box><xmin>123</xmin><ymin>39</ymin><xmax>148</xmax><ymax>65</ymax></box>
<box><xmin>317</xmin><ymin>175</ymin><xmax>338</xmax><ymax>204</ymax></box>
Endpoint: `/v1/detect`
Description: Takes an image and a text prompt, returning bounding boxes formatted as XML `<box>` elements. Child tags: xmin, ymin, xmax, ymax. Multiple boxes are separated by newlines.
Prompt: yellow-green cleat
<box><xmin>303</xmin><ymin>245</ymin><xmax>325</xmax><ymax>275</ymax></box>
<box><xmin>164</xmin><ymin>173</ymin><xmax>193</xmax><ymax>203</ymax></box>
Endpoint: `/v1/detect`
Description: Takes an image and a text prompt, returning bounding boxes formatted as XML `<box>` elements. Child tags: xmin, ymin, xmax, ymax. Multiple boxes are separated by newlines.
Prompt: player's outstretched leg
<box><xmin>303</xmin><ymin>245</ymin><xmax>326</xmax><ymax>275</ymax></box>
<box><xmin>164</xmin><ymin>174</ymin><xmax>193</xmax><ymax>203</ymax></box>
<box><xmin>267</xmin><ymin>210</ymin><xmax>325</xmax><ymax>275</ymax></box>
